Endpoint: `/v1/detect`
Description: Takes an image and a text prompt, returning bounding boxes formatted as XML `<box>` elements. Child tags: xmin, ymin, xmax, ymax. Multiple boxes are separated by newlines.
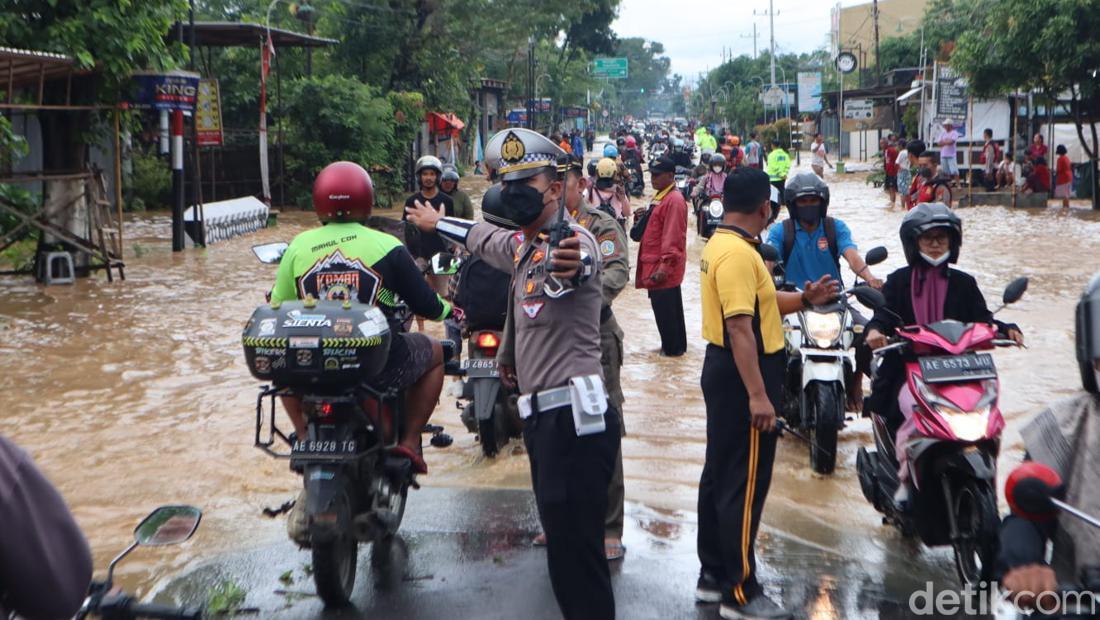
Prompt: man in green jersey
<box><xmin>270</xmin><ymin>161</ymin><xmax>456</xmax><ymax>479</ymax></box>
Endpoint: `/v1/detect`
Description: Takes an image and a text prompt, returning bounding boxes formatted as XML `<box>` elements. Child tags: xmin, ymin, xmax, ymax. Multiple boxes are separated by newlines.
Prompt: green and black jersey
<box><xmin>270</xmin><ymin>221</ymin><xmax>450</xmax><ymax>321</ymax></box>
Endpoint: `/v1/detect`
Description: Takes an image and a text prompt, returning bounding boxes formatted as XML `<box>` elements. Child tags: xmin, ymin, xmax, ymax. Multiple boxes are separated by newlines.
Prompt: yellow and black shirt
<box><xmin>700</xmin><ymin>227</ymin><xmax>783</xmax><ymax>354</ymax></box>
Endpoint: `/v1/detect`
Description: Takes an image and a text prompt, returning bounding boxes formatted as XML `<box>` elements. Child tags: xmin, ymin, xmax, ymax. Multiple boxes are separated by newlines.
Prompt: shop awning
<box><xmin>897</xmin><ymin>85</ymin><xmax>923</xmax><ymax>103</ymax></box>
<box><xmin>427</xmin><ymin>112</ymin><xmax>465</xmax><ymax>136</ymax></box>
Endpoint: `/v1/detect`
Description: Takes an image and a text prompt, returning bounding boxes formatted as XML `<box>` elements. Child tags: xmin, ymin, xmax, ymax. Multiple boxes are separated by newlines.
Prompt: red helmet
<box><xmin>313</xmin><ymin>161</ymin><xmax>374</xmax><ymax>223</ymax></box>
<box><xmin>625</xmin><ymin>136</ymin><xmax>637</xmax><ymax>149</ymax></box>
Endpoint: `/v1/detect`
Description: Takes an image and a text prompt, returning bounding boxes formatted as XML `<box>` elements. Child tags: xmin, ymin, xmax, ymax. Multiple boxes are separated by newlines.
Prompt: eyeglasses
<box><xmin>919</xmin><ymin>231</ymin><xmax>951</xmax><ymax>245</ymax></box>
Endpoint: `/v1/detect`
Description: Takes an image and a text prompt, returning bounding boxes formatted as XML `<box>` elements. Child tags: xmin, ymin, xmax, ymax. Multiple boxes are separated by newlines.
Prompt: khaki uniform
<box><xmin>496</xmin><ymin>204</ymin><xmax>630</xmax><ymax>540</ymax></box>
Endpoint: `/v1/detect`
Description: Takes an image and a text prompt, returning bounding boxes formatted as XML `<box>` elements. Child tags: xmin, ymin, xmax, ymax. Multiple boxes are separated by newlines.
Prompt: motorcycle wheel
<box><xmin>950</xmin><ymin>479</ymin><xmax>999</xmax><ymax>587</ymax></box>
<box><xmin>381</xmin><ymin>484</ymin><xmax>408</xmax><ymax>539</ymax></box>
<box><xmin>809</xmin><ymin>383</ymin><xmax>842</xmax><ymax>474</ymax></box>
<box><xmin>312</xmin><ymin>494</ymin><xmax>358</xmax><ymax>607</ymax></box>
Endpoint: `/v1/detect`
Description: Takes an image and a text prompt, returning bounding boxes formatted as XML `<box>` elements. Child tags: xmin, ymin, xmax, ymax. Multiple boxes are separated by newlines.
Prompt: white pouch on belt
<box><xmin>569</xmin><ymin>374</ymin><xmax>608</xmax><ymax>436</ymax></box>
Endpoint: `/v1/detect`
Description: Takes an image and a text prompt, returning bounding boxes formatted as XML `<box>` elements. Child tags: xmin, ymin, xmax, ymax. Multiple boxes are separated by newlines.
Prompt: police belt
<box><xmin>518</xmin><ymin>385</ymin><xmax>573</xmax><ymax>419</ymax></box>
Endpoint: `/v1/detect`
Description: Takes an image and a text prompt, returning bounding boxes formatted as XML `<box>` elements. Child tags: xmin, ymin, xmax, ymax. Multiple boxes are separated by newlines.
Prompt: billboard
<box><xmin>797</xmin><ymin>72</ymin><xmax>822</xmax><ymax>113</ymax></box>
<box><xmin>129</xmin><ymin>70</ymin><xmax>201</xmax><ymax>112</ymax></box>
<box><xmin>195</xmin><ymin>79</ymin><xmax>223</xmax><ymax>146</ymax></box>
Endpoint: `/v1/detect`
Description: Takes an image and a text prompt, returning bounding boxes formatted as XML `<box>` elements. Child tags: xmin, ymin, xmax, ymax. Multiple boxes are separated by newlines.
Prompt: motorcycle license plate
<box><xmin>918</xmin><ymin>353</ymin><xmax>997</xmax><ymax>384</ymax></box>
<box><xmin>292</xmin><ymin>439</ymin><xmax>358</xmax><ymax>456</ymax></box>
<box><xmin>463</xmin><ymin>358</ymin><xmax>499</xmax><ymax>378</ymax></box>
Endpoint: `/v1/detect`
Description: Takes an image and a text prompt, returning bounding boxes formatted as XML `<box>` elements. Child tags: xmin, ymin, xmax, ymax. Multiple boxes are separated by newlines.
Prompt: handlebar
<box><xmin>81</xmin><ymin>590</ymin><xmax>201</xmax><ymax>620</ymax></box>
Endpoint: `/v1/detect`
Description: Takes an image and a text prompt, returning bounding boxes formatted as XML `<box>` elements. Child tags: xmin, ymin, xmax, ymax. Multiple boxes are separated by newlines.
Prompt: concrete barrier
<box><xmin>184</xmin><ymin>197</ymin><xmax>269</xmax><ymax>245</ymax></box>
<box><xmin>956</xmin><ymin>191</ymin><xmax>1049</xmax><ymax>209</ymax></box>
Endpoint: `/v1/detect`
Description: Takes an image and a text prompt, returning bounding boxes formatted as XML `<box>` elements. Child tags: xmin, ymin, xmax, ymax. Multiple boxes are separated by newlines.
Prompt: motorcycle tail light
<box><xmin>476</xmin><ymin>332</ymin><xmax>500</xmax><ymax>352</ymax></box>
<box><xmin>319</xmin><ymin>402</ymin><xmax>334</xmax><ymax>418</ymax></box>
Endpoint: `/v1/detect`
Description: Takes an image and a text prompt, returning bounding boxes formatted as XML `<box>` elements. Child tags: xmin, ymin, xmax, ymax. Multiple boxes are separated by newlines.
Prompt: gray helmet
<box><xmin>1077</xmin><ymin>271</ymin><xmax>1100</xmax><ymax>393</ymax></box>
<box><xmin>415</xmin><ymin>155</ymin><xmax>443</xmax><ymax>176</ymax></box>
<box><xmin>783</xmin><ymin>171</ymin><xmax>831</xmax><ymax>212</ymax></box>
<box><xmin>441</xmin><ymin>166</ymin><xmax>460</xmax><ymax>183</ymax></box>
<box><xmin>709</xmin><ymin>153</ymin><xmax>726</xmax><ymax>168</ymax></box>
<box><xmin>899</xmin><ymin>202</ymin><xmax>962</xmax><ymax>266</ymax></box>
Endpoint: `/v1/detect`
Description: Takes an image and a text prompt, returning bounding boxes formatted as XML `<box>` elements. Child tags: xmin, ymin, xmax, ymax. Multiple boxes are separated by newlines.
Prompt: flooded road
<box><xmin>2</xmin><ymin>161</ymin><xmax>1099</xmax><ymax>613</ymax></box>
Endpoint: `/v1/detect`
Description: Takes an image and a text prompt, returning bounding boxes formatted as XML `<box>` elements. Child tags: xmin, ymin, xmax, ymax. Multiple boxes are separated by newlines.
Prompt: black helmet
<box><xmin>1076</xmin><ymin>271</ymin><xmax>1100</xmax><ymax>393</ymax></box>
<box><xmin>701</xmin><ymin>152</ymin><xmax>712</xmax><ymax>164</ymax></box>
<box><xmin>783</xmin><ymin>171</ymin><xmax>831</xmax><ymax>220</ymax></box>
<box><xmin>480</xmin><ymin>184</ymin><xmax>517</xmax><ymax>230</ymax></box>
<box><xmin>899</xmin><ymin>202</ymin><xmax>962</xmax><ymax>266</ymax></box>
<box><xmin>616</xmin><ymin>137</ymin><xmax>626</xmax><ymax>147</ymax></box>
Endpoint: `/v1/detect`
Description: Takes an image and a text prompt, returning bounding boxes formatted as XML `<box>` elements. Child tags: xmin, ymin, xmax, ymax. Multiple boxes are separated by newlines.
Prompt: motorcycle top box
<box><xmin>242</xmin><ymin>299</ymin><xmax>391</xmax><ymax>390</ymax></box>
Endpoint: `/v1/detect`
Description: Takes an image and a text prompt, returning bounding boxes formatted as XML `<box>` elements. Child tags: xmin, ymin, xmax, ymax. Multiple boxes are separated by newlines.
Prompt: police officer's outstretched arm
<box><xmin>405</xmin><ymin>201</ymin><xmax>517</xmax><ymax>274</ymax></box>
<box><xmin>0</xmin><ymin>436</ymin><xmax>93</xmax><ymax>619</ymax></box>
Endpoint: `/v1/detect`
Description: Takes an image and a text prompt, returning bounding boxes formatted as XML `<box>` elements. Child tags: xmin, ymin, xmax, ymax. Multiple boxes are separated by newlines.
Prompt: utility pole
<box><xmin>872</xmin><ymin>0</ymin><xmax>881</xmax><ymax>85</ymax></box>
<box><xmin>741</xmin><ymin>23</ymin><xmax>758</xmax><ymax>59</ymax></box>
<box><xmin>754</xmin><ymin>0</ymin><xmax>779</xmax><ymax>87</ymax></box>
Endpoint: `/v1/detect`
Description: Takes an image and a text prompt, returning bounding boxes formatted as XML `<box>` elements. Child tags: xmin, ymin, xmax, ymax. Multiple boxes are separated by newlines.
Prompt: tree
<box><xmin>953</xmin><ymin>0</ymin><xmax>1100</xmax><ymax>209</ymax></box>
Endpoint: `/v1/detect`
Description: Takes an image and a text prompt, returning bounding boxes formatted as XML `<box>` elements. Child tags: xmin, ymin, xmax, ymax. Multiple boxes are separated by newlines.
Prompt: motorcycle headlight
<box><xmin>803</xmin><ymin>311</ymin><xmax>842</xmax><ymax>347</ymax></box>
<box><xmin>912</xmin><ymin>375</ymin><xmax>993</xmax><ymax>442</ymax></box>
<box><xmin>707</xmin><ymin>199</ymin><xmax>724</xmax><ymax>218</ymax></box>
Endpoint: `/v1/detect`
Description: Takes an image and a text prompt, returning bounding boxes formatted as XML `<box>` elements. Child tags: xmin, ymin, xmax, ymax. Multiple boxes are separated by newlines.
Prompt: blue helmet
<box><xmin>603</xmin><ymin>144</ymin><xmax>619</xmax><ymax>158</ymax></box>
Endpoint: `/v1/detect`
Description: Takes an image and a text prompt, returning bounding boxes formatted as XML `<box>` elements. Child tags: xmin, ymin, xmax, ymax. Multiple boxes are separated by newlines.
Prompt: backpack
<box><xmin>781</xmin><ymin>217</ymin><xmax>840</xmax><ymax>272</ymax></box>
<box><xmin>589</xmin><ymin>187</ymin><xmax>618</xmax><ymax>220</ymax></box>
<box><xmin>454</xmin><ymin>255</ymin><xmax>511</xmax><ymax>330</ymax></box>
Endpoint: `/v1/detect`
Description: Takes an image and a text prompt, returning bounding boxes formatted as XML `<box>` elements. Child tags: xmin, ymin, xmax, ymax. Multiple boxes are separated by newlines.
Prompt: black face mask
<box><xmin>795</xmin><ymin>202</ymin><xmax>823</xmax><ymax>224</ymax></box>
<box><xmin>501</xmin><ymin>182</ymin><xmax>550</xmax><ymax>227</ymax></box>
<box><xmin>919</xmin><ymin>166</ymin><xmax>934</xmax><ymax>179</ymax></box>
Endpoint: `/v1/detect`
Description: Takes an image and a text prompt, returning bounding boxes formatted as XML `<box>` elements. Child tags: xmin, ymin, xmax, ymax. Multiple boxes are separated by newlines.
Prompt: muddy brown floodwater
<box><xmin>1</xmin><ymin>162</ymin><xmax>1098</xmax><ymax>602</ymax></box>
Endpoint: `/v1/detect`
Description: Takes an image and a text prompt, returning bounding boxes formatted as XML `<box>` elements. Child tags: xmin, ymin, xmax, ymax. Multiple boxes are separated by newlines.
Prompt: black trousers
<box><xmin>525</xmin><ymin>403</ymin><xmax>621</xmax><ymax>620</ymax></box>
<box><xmin>648</xmin><ymin>286</ymin><xmax>687</xmax><ymax>356</ymax></box>
<box><xmin>697</xmin><ymin>345</ymin><xmax>785</xmax><ymax>604</ymax></box>
<box><xmin>771</xmin><ymin>179</ymin><xmax>785</xmax><ymax>197</ymax></box>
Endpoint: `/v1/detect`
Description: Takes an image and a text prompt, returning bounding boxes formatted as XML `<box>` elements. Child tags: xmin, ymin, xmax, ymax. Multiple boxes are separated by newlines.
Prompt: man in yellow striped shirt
<box><xmin>696</xmin><ymin>167</ymin><xmax>836</xmax><ymax>620</ymax></box>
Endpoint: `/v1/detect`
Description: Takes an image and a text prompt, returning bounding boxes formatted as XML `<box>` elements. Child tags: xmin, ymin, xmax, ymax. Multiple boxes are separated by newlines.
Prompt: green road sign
<box><xmin>593</xmin><ymin>57</ymin><xmax>628</xmax><ymax>79</ymax></box>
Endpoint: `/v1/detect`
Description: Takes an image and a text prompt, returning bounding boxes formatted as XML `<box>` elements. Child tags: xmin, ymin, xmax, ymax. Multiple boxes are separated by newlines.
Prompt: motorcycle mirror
<box><xmin>252</xmin><ymin>242</ymin><xmax>289</xmax><ymax>264</ymax></box>
<box><xmin>757</xmin><ymin>243</ymin><xmax>780</xmax><ymax>263</ymax></box>
<box><xmin>134</xmin><ymin>505</ymin><xmax>202</xmax><ymax>547</ymax></box>
<box><xmin>864</xmin><ymin>246</ymin><xmax>888</xmax><ymax>266</ymax></box>
<box><xmin>851</xmin><ymin>286</ymin><xmax>887</xmax><ymax>310</ymax></box>
<box><xmin>1003</xmin><ymin>277</ymin><xmax>1029</xmax><ymax>305</ymax></box>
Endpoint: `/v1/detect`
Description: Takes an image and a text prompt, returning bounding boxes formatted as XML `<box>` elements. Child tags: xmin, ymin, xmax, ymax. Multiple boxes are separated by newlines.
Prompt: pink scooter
<box><xmin>855</xmin><ymin>277</ymin><xmax>1028</xmax><ymax>586</ymax></box>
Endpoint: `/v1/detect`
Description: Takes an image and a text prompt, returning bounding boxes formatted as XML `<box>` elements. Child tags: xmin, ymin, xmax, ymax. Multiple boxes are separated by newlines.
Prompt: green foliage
<box><xmin>128</xmin><ymin>145</ymin><xmax>171</xmax><ymax>212</ymax></box>
<box><xmin>0</xmin><ymin>0</ymin><xmax>188</xmax><ymax>93</ymax></box>
<box><xmin>281</xmin><ymin>76</ymin><xmax>422</xmax><ymax>208</ymax></box>
<box><xmin>755</xmin><ymin>118</ymin><xmax>792</xmax><ymax>151</ymax></box>
<box><xmin>0</xmin><ymin>116</ymin><xmax>29</xmax><ymax>165</ymax></box>
<box><xmin>206</xmin><ymin>580</ymin><xmax>247</xmax><ymax>616</ymax></box>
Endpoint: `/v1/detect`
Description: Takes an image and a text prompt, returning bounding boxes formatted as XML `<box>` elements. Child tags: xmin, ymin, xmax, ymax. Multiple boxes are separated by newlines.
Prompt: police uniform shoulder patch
<box><xmin>501</xmin><ymin>132</ymin><xmax>526</xmax><ymax>163</ymax></box>
<box><xmin>599</xmin><ymin>237</ymin><xmax>616</xmax><ymax>257</ymax></box>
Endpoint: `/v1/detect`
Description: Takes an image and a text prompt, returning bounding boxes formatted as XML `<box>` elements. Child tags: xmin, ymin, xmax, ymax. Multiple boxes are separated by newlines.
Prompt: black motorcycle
<box><xmin>78</xmin><ymin>505</ymin><xmax>203</xmax><ymax>619</ymax></box>
<box><xmin>247</xmin><ymin>242</ymin><xmax>458</xmax><ymax>607</ymax></box>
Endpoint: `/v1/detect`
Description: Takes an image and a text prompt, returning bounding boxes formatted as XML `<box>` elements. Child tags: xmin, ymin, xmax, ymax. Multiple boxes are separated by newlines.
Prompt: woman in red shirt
<box><xmin>1027</xmin><ymin>133</ymin><xmax>1048</xmax><ymax>163</ymax></box>
<box><xmin>1024</xmin><ymin>156</ymin><xmax>1052</xmax><ymax>195</ymax></box>
<box><xmin>1054</xmin><ymin>144</ymin><xmax>1073</xmax><ymax>212</ymax></box>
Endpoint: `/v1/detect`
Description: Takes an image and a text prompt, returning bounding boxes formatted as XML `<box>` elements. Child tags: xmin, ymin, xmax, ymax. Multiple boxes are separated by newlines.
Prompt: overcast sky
<box><xmin>612</xmin><ymin>0</ymin><xmax>865</xmax><ymax>83</ymax></box>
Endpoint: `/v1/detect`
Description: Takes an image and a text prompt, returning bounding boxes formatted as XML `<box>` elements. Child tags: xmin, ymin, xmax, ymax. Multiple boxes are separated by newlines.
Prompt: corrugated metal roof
<box><xmin>0</xmin><ymin>47</ymin><xmax>81</xmax><ymax>91</ymax></box>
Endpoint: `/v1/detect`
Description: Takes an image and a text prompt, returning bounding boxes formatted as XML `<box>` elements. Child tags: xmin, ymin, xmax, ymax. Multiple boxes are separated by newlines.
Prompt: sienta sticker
<box><xmin>324</xmin><ymin>358</ymin><xmax>339</xmax><ymax>370</ymax></box>
<box><xmin>282</xmin><ymin>309</ymin><xmax>332</xmax><ymax>329</ymax></box>
<box><xmin>258</xmin><ymin>318</ymin><xmax>277</xmax><ymax>336</ymax></box>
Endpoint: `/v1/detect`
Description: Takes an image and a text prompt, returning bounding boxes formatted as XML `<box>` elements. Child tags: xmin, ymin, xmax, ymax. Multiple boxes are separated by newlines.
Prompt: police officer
<box><xmin>696</xmin><ymin>167</ymin><xmax>836</xmax><ymax>620</ymax></box>
<box><xmin>998</xmin><ymin>272</ymin><xmax>1100</xmax><ymax>610</ymax></box>
<box><xmin>500</xmin><ymin>153</ymin><xmax>631</xmax><ymax>560</ymax></box>
<box><xmin>406</xmin><ymin>128</ymin><xmax>619</xmax><ymax>620</ymax></box>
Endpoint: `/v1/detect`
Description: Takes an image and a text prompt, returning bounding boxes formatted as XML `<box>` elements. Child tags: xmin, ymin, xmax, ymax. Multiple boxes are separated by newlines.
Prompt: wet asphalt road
<box><xmin>154</xmin><ymin>487</ymin><xmax>956</xmax><ymax>619</ymax></box>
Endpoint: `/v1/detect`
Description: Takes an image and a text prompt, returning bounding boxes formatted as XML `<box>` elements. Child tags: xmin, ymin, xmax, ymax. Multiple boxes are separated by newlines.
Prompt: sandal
<box><xmin>390</xmin><ymin>444</ymin><xmax>427</xmax><ymax>474</ymax></box>
<box><xmin>604</xmin><ymin>540</ymin><xmax>626</xmax><ymax>561</ymax></box>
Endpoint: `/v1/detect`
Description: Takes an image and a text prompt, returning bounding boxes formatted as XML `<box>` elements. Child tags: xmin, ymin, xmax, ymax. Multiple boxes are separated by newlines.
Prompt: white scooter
<box><xmin>775</xmin><ymin>245</ymin><xmax>888</xmax><ymax>474</ymax></box>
